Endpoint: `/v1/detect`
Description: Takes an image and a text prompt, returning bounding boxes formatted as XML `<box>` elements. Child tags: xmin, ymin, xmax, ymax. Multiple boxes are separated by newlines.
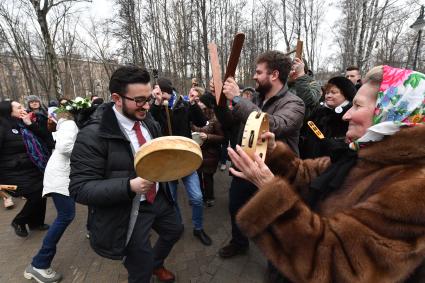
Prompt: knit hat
<box><xmin>326</xmin><ymin>76</ymin><xmax>357</xmax><ymax>101</ymax></box>
<box><xmin>157</xmin><ymin>78</ymin><xmax>174</xmax><ymax>94</ymax></box>
<box><xmin>242</xmin><ymin>87</ymin><xmax>255</xmax><ymax>94</ymax></box>
<box><xmin>48</xmin><ymin>100</ymin><xmax>58</xmax><ymax>107</ymax></box>
<box><xmin>26</xmin><ymin>95</ymin><xmax>41</xmax><ymax>103</ymax></box>
<box><xmin>199</xmin><ymin>91</ymin><xmax>216</xmax><ymax>109</ymax></box>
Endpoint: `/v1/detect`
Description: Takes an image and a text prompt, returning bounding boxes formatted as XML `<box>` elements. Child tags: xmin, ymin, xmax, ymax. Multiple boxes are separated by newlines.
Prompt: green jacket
<box><xmin>288</xmin><ymin>75</ymin><xmax>321</xmax><ymax>122</ymax></box>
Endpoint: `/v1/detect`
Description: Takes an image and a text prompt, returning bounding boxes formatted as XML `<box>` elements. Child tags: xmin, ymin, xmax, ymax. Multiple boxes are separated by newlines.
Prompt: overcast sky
<box><xmin>73</xmin><ymin>0</ymin><xmax>423</xmax><ymax>71</ymax></box>
<box><xmin>75</xmin><ymin>0</ymin><xmax>341</xmax><ymax>70</ymax></box>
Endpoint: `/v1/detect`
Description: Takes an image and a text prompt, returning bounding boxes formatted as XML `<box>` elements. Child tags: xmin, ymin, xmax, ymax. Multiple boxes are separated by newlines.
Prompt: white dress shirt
<box><xmin>113</xmin><ymin>106</ymin><xmax>158</xmax><ymax>201</ymax></box>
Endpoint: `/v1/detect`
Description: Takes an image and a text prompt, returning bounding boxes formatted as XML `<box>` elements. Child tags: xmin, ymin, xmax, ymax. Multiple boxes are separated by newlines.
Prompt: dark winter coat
<box><xmin>150</xmin><ymin>98</ymin><xmax>207</xmax><ymax>137</ymax></box>
<box><xmin>28</xmin><ymin>111</ymin><xmax>55</xmax><ymax>150</ymax></box>
<box><xmin>300</xmin><ymin>102</ymin><xmax>351</xmax><ymax>159</ymax></box>
<box><xmin>0</xmin><ymin>118</ymin><xmax>50</xmax><ymax>196</ymax></box>
<box><xmin>191</xmin><ymin>110</ymin><xmax>225</xmax><ymax>174</ymax></box>
<box><xmin>69</xmin><ymin>103</ymin><xmax>173</xmax><ymax>260</ymax></box>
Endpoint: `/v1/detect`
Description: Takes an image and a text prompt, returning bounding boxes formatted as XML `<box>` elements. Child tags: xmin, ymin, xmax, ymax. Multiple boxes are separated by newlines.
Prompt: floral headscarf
<box><xmin>355</xmin><ymin>65</ymin><xmax>425</xmax><ymax>146</ymax></box>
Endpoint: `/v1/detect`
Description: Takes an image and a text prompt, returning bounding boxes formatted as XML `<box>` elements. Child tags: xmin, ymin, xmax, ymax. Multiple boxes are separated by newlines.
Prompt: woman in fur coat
<box><xmin>228</xmin><ymin>65</ymin><xmax>425</xmax><ymax>283</ymax></box>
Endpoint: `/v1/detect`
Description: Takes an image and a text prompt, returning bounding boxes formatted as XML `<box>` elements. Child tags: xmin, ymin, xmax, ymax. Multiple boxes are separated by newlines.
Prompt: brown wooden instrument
<box><xmin>209</xmin><ymin>33</ymin><xmax>245</xmax><ymax>106</ymax></box>
<box><xmin>284</xmin><ymin>39</ymin><xmax>304</xmax><ymax>59</ymax></box>
<box><xmin>163</xmin><ymin>100</ymin><xmax>173</xmax><ymax>135</ymax></box>
<box><xmin>153</xmin><ymin>68</ymin><xmax>173</xmax><ymax>135</ymax></box>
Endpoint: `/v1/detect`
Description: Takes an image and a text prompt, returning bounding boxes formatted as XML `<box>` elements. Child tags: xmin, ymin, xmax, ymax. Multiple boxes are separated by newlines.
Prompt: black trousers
<box><xmin>13</xmin><ymin>190</ymin><xmax>46</xmax><ymax>227</ymax></box>
<box><xmin>197</xmin><ymin>170</ymin><xmax>215</xmax><ymax>201</ymax></box>
<box><xmin>228</xmin><ymin>176</ymin><xmax>257</xmax><ymax>248</ymax></box>
<box><xmin>124</xmin><ymin>190</ymin><xmax>183</xmax><ymax>283</ymax></box>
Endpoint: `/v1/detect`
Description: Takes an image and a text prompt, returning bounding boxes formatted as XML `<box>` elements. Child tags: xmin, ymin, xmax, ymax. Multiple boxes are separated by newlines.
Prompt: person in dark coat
<box><xmin>150</xmin><ymin>77</ymin><xmax>213</xmax><ymax>246</ymax></box>
<box><xmin>0</xmin><ymin>100</ymin><xmax>50</xmax><ymax>237</ymax></box>
<box><xmin>69</xmin><ymin>67</ymin><xmax>182</xmax><ymax>283</ymax></box>
<box><xmin>150</xmin><ymin>78</ymin><xmax>207</xmax><ymax>137</ymax></box>
<box><xmin>300</xmin><ymin>76</ymin><xmax>356</xmax><ymax>159</ymax></box>
<box><xmin>192</xmin><ymin>93</ymin><xmax>225</xmax><ymax>207</ymax></box>
<box><xmin>26</xmin><ymin>95</ymin><xmax>54</xmax><ymax>150</ymax></box>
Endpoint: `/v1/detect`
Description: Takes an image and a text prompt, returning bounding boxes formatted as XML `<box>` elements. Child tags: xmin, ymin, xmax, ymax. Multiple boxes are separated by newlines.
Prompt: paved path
<box><xmin>0</xmin><ymin>169</ymin><xmax>267</xmax><ymax>282</ymax></box>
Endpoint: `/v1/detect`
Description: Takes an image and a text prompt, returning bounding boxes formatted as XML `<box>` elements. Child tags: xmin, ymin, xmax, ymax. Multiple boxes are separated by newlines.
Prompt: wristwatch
<box><xmin>232</xmin><ymin>95</ymin><xmax>241</xmax><ymax>105</ymax></box>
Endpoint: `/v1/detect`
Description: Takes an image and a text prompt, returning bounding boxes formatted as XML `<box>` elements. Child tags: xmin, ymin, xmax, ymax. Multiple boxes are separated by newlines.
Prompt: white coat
<box><xmin>42</xmin><ymin>119</ymin><xmax>79</xmax><ymax>197</ymax></box>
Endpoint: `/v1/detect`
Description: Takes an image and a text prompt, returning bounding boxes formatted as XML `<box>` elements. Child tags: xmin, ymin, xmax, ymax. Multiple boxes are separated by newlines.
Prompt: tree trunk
<box><xmin>30</xmin><ymin>0</ymin><xmax>63</xmax><ymax>100</ymax></box>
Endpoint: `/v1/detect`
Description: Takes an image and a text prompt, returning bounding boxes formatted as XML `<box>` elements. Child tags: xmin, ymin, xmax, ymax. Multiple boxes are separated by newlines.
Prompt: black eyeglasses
<box><xmin>119</xmin><ymin>94</ymin><xmax>155</xmax><ymax>106</ymax></box>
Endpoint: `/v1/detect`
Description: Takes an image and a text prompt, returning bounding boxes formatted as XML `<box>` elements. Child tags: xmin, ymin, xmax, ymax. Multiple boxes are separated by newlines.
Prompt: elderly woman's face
<box><xmin>343</xmin><ymin>82</ymin><xmax>379</xmax><ymax>142</ymax></box>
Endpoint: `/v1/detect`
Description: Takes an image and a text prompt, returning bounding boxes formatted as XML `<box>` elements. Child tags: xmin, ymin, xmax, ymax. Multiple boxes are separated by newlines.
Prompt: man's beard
<box><xmin>255</xmin><ymin>79</ymin><xmax>272</xmax><ymax>96</ymax></box>
<box><xmin>122</xmin><ymin>101</ymin><xmax>146</xmax><ymax>121</ymax></box>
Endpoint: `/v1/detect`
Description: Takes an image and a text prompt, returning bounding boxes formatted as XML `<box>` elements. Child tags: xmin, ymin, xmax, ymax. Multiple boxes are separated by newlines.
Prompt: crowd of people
<box><xmin>0</xmin><ymin>50</ymin><xmax>424</xmax><ymax>283</ymax></box>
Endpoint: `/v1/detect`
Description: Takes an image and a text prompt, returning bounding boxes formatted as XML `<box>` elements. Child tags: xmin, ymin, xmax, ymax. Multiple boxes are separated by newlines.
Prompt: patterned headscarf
<box><xmin>354</xmin><ymin>65</ymin><xmax>425</xmax><ymax>147</ymax></box>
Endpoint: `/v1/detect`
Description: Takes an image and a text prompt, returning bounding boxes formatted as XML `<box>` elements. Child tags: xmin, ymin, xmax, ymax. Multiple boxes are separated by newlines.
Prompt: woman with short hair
<box><xmin>300</xmin><ymin>76</ymin><xmax>357</xmax><ymax>159</ymax></box>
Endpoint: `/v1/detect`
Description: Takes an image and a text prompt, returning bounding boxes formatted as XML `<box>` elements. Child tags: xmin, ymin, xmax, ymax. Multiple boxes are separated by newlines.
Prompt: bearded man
<box><xmin>69</xmin><ymin>66</ymin><xmax>182</xmax><ymax>283</ymax></box>
<box><xmin>209</xmin><ymin>51</ymin><xmax>305</xmax><ymax>260</ymax></box>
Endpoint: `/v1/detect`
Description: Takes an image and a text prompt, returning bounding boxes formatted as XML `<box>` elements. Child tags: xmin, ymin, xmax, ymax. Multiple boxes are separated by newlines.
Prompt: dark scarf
<box><xmin>308</xmin><ymin>139</ymin><xmax>358</xmax><ymax>208</ymax></box>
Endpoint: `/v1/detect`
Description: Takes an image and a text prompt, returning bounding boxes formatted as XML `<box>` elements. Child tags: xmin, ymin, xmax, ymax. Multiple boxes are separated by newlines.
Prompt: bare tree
<box><xmin>27</xmin><ymin>0</ymin><xmax>90</xmax><ymax>99</ymax></box>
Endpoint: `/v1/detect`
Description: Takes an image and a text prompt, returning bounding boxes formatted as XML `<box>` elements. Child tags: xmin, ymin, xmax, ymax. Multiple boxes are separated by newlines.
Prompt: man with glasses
<box><xmin>69</xmin><ymin>66</ymin><xmax>182</xmax><ymax>283</ymax></box>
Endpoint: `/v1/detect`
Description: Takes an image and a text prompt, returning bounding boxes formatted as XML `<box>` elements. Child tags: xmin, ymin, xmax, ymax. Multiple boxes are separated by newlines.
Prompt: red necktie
<box><xmin>133</xmin><ymin>121</ymin><xmax>156</xmax><ymax>203</ymax></box>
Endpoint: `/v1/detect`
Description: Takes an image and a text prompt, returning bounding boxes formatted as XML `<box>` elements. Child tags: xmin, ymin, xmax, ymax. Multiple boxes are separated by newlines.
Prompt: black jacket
<box><xmin>150</xmin><ymin>98</ymin><xmax>207</xmax><ymax>137</ymax></box>
<box><xmin>29</xmin><ymin>111</ymin><xmax>55</xmax><ymax>150</ymax></box>
<box><xmin>300</xmin><ymin>102</ymin><xmax>351</xmax><ymax>159</ymax></box>
<box><xmin>69</xmin><ymin>103</ymin><xmax>172</xmax><ymax>259</ymax></box>
<box><xmin>0</xmin><ymin>118</ymin><xmax>50</xmax><ymax>196</ymax></box>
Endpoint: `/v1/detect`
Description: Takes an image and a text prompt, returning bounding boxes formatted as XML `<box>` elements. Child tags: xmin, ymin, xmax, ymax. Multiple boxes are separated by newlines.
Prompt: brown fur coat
<box><xmin>236</xmin><ymin>125</ymin><xmax>425</xmax><ymax>282</ymax></box>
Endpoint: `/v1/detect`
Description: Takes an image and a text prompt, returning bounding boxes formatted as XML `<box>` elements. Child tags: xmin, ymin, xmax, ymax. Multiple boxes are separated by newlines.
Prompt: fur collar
<box><xmin>359</xmin><ymin>125</ymin><xmax>425</xmax><ymax>165</ymax></box>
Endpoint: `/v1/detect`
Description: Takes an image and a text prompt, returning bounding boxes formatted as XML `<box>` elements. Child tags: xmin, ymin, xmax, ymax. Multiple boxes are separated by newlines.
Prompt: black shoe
<box><xmin>193</xmin><ymin>229</ymin><xmax>212</xmax><ymax>246</ymax></box>
<box><xmin>219</xmin><ymin>242</ymin><xmax>248</xmax><ymax>258</ymax></box>
<box><xmin>29</xmin><ymin>224</ymin><xmax>49</xmax><ymax>231</ymax></box>
<box><xmin>11</xmin><ymin>222</ymin><xmax>28</xmax><ymax>237</ymax></box>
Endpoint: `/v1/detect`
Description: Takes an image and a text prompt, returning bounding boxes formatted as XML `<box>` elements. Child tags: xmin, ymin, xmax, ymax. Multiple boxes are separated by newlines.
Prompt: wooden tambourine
<box><xmin>241</xmin><ymin>111</ymin><xmax>269</xmax><ymax>161</ymax></box>
<box><xmin>134</xmin><ymin>136</ymin><xmax>203</xmax><ymax>182</ymax></box>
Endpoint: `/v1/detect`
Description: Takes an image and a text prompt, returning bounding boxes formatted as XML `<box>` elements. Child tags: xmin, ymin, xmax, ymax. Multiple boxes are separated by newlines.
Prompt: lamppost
<box><xmin>410</xmin><ymin>5</ymin><xmax>425</xmax><ymax>71</ymax></box>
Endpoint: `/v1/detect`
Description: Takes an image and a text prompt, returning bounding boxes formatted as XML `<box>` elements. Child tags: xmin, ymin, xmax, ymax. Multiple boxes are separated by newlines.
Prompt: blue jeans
<box><xmin>32</xmin><ymin>193</ymin><xmax>75</xmax><ymax>269</ymax></box>
<box><xmin>168</xmin><ymin>171</ymin><xmax>203</xmax><ymax>230</ymax></box>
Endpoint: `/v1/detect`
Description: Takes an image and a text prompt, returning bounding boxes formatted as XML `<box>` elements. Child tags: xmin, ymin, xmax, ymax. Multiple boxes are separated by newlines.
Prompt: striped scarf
<box><xmin>18</xmin><ymin>122</ymin><xmax>50</xmax><ymax>172</ymax></box>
